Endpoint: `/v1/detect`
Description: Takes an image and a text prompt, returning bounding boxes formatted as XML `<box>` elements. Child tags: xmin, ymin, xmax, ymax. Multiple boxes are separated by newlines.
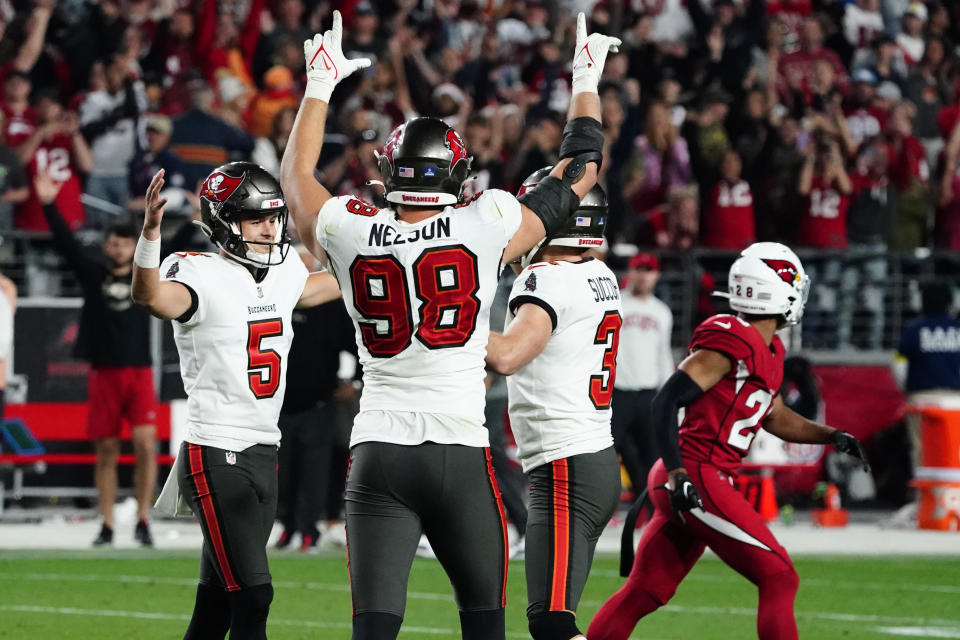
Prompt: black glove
<box><xmin>668</xmin><ymin>472</ymin><xmax>704</xmax><ymax>513</ymax></box>
<box><xmin>830</xmin><ymin>430</ymin><xmax>870</xmax><ymax>471</ymax></box>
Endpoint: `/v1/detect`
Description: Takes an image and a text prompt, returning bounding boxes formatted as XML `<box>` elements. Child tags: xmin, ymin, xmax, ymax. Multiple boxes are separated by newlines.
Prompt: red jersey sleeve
<box><xmin>690</xmin><ymin>315</ymin><xmax>758</xmax><ymax>373</ymax></box>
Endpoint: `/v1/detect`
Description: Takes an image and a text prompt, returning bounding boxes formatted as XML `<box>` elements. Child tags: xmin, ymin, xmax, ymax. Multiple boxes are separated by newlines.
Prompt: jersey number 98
<box><xmin>350</xmin><ymin>246</ymin><xmax>481</xmax><ymax>357</ymax></box>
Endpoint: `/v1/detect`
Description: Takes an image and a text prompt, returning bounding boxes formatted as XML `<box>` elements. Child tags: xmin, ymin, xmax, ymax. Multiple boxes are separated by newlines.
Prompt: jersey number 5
<box><xmin>727</xmin><ymin>389</ymin><xmax>772</xmax><ymax>451</ymax></box>
<box><xmin>589</xmin><ymin>311</ymin><xmax>622</xmax><ymax>409</ymax></box>
<box><xmin>350</xmin><ymin>245</ymin><xmax>480</xmax><ymax>357</ymax></box>
<box><xmin>247</xmin><ymin>318</ymin><xmax>283</xmax><ymax>399</ymax></box>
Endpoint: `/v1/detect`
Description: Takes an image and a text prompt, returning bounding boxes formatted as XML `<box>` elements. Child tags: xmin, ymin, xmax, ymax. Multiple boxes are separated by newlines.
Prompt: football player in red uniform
<box><xmin>587</xmin><ymin>242</ymin><xmax>868</xmax><ymax>640</ymax></box>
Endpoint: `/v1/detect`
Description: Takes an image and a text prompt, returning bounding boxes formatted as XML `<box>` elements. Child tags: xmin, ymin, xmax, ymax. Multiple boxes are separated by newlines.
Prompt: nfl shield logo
<box><xmin>257</xmin><ymin>286</ymin><xmax>263</xmax><ymax>298</ymax></box>
<box><xmin>423</xmin><ymin>166</ymin><xmax>436</xmax><ymax>177</ymax></box>
<box><xmin>225</xmin><ymin>452</ymin><xmax>237</xmax><ymax>465</ymax></box>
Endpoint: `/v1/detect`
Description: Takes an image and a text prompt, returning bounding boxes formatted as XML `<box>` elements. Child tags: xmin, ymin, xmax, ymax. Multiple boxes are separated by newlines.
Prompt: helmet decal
<box><xmin>516</xmin><ymin>183</ymin><xmax>535</xmax><ymax>197</ymax></box>
<box><xmin>383</xmin><ymin>125</ymin><xmax>405</xmax><ymax>163</ymax></box>
<box><xmin>446</xmin><ymin>129</ymin><xmax>468</xmax><ymax>168</ymax></box>
<box><xmin>761</xmin><ymin>258</ymin><xmax>800</xmax><ymax>285</ymax></box>
<box><xmin>201</xmin><ymin>171</ymin><xmax>244</xmax><ymax>203</ymax></box>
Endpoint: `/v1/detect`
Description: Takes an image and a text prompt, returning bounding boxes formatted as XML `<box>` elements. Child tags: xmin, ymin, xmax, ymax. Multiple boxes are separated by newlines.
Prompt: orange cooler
<box><xmin>914</xmin><ymin>469</ymin><xmax>960</xmax><ymax>531</ymax></box>
<box><xmin>910</xmin><ymin>392</ymin><xmax>960</xmax><ymax>531</ymax></box>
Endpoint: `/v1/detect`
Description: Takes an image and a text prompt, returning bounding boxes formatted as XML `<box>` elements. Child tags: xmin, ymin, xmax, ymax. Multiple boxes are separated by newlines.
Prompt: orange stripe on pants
<box><xmin>550</xmin><ymin>458</ymin><xmax>570</xmax><ymax>611</ymax></box>
<box><xmin>188</xmin><ymin>444</ymin><xmax>240</xmax><ymax>591</ymax></box>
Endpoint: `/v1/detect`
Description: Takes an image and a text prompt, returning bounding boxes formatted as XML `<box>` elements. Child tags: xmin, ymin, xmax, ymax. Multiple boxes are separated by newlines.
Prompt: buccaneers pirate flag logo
<box><xmin>201</xmin><ymin>172</ymin><xmax>244</xmax><ymax>203</ymax></box>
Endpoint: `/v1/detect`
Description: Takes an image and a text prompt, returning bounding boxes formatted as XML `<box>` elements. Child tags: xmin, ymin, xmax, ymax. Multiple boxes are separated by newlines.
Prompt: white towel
<box><xmin>153</xmin><ymin>449</ymin><xmax>193</xmax><ymax>517</ymax></box>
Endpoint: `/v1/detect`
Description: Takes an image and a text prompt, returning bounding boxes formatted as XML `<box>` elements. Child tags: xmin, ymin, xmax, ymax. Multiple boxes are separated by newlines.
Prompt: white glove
<box><xmin>303</xmin><ymin>10</ymin><xmax>372</xmax><ymax>102</ymax></box>
<box><xmin>571</xmin><ymin>12</ymin><xmax>622</xmax><ymax>96</ymax></box>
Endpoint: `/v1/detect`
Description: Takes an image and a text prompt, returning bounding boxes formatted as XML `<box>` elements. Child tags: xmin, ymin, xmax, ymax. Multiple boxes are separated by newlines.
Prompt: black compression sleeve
<box><xmin>651</xmin><ymin>370</ymin><xmax>705</xmax><ymax>471</ymax></box>
<box><xmin>517</xmin><ymin>176</ymin><xmax>580</xmax><ymax>236</ymax></box>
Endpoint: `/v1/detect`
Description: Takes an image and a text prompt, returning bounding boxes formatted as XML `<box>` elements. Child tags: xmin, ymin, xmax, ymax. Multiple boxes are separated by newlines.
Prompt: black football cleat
<box><xmin>92</xmin><ymin>524</ymin><xmax>114</xmax><ymax>547</ymax></box>
<box><xmin>300</xmin><ymin>534</ymin><xmax>318</xmax><ymax>554</ymax></box>
<box><xmin>274</xmin><ymin>529</ymin><xmax>294</xmax><ymax>550</ymax></box>
<box><xmin>135</xmin><ymin>519</ymin><xmax>154</xmax><ymax>547</ymax></box>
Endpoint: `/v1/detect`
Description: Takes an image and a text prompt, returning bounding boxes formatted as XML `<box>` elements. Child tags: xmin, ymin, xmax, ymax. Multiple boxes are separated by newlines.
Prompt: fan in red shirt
<box><xmin>8</xmin><ymin>90</ymin><xmax>92</xmax><ymax>231</ymax></box>
<box><xmin>795</xmin><ymin>138</ymin><xmax>853</xmax><ymax>248</ymax></box>
<box><xmin>703</xmin><ymin>149</ymin><xmax>756</xmax><ymax>250</ymax></box>
<box><xmin>776</xmin><ymin>17</ymin><xmax>849</xmax><ymax>105</ymax></box>
<box><xmin>2</xmin><ymin>71</ymin><xmax>36</xmax><ymax>142</ymax></box>
<box><xmin>587</xmin><ymin>243</ymin><xmax>869</xmax><ymax>640</ymax></box>
<box><xmin>765</xmin><ymin>0</ymin><xmax>812</xmax><ymax>48</ymax></box>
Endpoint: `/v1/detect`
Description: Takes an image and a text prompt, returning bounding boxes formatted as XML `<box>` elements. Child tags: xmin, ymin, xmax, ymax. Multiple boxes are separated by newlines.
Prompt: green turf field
<box><xmin>0</xmin><ymin>551</ymin><xmax>957</xmax><ymax>639</ymax></box>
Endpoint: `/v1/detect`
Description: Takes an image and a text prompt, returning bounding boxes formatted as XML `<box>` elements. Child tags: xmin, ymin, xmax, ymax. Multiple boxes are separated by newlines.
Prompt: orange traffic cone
<box><xmin>758</xmin><ymin>472</ymin><xmax>779</xmax><ymax>523</ymax></box>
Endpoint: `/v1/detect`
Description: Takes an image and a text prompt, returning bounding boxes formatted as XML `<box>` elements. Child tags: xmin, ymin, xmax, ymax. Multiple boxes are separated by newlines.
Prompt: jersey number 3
<box><xmin>247</xmin><ymin>318</ymin><xmax>283</xmax><ymax>399</ymax></box>
<box><xmin>350</xmin><ymin>246</ymin><xmax>480</xmax><ymax>357</ymax></box>
<box><xmin>589</xmin><ymin>311</ymin><xmax>622</xmax><ymax>409</ymax></box>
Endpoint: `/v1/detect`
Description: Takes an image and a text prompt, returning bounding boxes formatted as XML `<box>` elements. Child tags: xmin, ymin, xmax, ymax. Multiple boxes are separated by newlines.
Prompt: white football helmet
<box><xmin>714</xmin><ymin>242</ymin><xmax>810</xmax><ymax>326</ymax></box>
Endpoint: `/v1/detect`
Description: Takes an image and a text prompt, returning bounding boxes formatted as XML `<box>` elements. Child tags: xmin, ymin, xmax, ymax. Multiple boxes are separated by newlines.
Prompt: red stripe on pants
<box><xmin>483</xmin><ymin>447</ymin><xmax>509</xmax><ymax>608</ymax></box>
<box><xmin>550</xmin><ymin>458</ymin><xmax>570</xmax><ymax>611</ymax></box>
<box><xmin>188</xmin><ymin>444</ymin><xmax>240</xmax><ymax>591</ymax></box>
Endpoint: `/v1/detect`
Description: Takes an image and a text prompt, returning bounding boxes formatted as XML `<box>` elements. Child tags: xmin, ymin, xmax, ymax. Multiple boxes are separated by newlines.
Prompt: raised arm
<box><xmin>798</xmin><ymin>147</ymin><xmax>815</xmax><ymax>196</ymax></box>
<box><xmin>280</xmin><ymin>11</ymin><xmax>371</xmax><ymax>261</ymax></box>
<box><xmin>36</xmin><ymin>172</ymin><xmax>93</xmax><ymax>277</ymax></box>
<box><xmin>763</xmin><ymin>395</ymin><xmax>868</xmax><ymax>470</ymax></box>
<box><xmin>65</xmin><ymin>112</ymin><xmax>94</xmax><ymax>175</ymax></box>
<box><xmin>503</xmin><ymin>14</ymin><xmax>618</xmax><ymax>263</ymax></box>
<box><xmin>13</xmin><ymin>3</ymin><xmax>53</xmax><ymax>73</ymax></box>
<box><xmin>485</xmin><ymin>303</ymin><xmax>554</xmax><ymax>375</ymax></box>
<box><xmin>131</xmin><ymin>170</ymin><xmax>194</xmax><ymax>320</ymax></box>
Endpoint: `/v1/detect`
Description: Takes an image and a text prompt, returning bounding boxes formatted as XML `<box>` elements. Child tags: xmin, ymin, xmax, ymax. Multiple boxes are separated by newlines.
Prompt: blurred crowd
<box><xmin>2</xmin><ymin>0</ymin><xmax>960</xmax><ymax>256</ymax></box>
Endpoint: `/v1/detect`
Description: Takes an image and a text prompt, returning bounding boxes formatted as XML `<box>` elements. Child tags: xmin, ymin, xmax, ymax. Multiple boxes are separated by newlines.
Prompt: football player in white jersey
<box><xmin>485</xmin><ymin>169</ymin><xmax>622</xmax><ymax>640</ymax></box>
<box><xmin>279</xmin><ymin>10</ymin><xmax>621</xmax><ymax>640</ymax></box>
<box><xmin>131</xmin><ymin>162</ymin><xmax>341</xmax><ymax>640</ymax></box>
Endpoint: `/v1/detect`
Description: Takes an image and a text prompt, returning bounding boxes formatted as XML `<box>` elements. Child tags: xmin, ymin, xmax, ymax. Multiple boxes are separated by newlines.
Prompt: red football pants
<box><xmin>587</xmin><ymin>459</ymin><xmax>799</xmax><ymax>640</ymax></box>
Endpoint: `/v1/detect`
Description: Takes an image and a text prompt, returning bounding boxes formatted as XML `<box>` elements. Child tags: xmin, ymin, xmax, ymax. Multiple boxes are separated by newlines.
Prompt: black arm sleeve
<box><xmin>41</xmin><ymin>203</ymin><xmax>97</xmax><ymax>285</ymax></box>
<box><xmin>651</xmin><ymin>370</ymin><xmax>705</xmax><ymax>471</ymax></box>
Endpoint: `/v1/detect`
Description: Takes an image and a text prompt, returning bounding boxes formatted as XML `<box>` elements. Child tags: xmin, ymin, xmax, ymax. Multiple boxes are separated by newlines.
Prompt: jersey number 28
<box><xmin>350</xmin><ymin>245</ymin><xmax>480</xmax><ymax>357</ymax></box>
<box><xmin>727</xmin><ymin>389</ymin><xmax>773</xmax><ymax>451</ymax></box>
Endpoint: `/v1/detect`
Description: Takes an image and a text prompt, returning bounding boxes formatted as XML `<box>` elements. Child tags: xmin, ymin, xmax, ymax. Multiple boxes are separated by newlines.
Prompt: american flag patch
<box><xmin>575</xmin><ymin>216</ymin><xmax>591</xmax><ymax>227</ymax></box>
<box><xmin>399</xmin><ymin>167</ymin><xmax>414</xmax><ymax>178</ymax></box>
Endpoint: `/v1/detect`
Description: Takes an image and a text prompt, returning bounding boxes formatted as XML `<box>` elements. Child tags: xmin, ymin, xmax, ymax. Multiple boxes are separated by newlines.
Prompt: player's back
<box><xmin>679</xmin><ymin>314</ymin><xmax>785</xmax><ymax>474</ymax></box>
<box><xmin>316</xmin><ymin>190</ymin><xmax>522</xmax><ymax>443</ymax></box>
<box><xmin>160</xmin><ymin>250</ymin><xmax>308</xmax><ymax>450</ymax></box>
<box><xmin>506</xmin><ymin>258</ymin><xmax>622</xmax><ymax>472</ymax></box>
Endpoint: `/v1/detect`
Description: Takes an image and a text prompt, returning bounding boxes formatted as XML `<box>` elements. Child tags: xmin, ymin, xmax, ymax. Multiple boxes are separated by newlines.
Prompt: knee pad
<box><xmin>459</xmin><ymin>608</ymin><xmax>504</xmax><ymax>640</ymax></box>
<box><xmin>230</xmin><ymin>582</ymin><xmax>273</xmax><ymax>616</ymax></box>
<box><xmin>352</xmin><ymin>611</ymin><xmax>403</xmax><ymax>640</ymax></box>
<box><xmin>528</xmin><ymin>611</ymin><xmax>581</xmax><ymax>640</ymax></box>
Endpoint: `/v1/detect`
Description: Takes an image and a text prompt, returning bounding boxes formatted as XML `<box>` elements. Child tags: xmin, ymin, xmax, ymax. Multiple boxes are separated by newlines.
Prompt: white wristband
<box><xmin>134</xmin><ymin>234</ymin><xmax>161</xmax><ymax>269</ymax></box>
<box><xmin>571</xmin><ymin>75</ymin><xmax>600</xmax><ymax>96</ymax></box>
<box><xmin>304</xmin><ymin>78</ymin><xmax>334</xmax><ymax>102</ymax></box>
